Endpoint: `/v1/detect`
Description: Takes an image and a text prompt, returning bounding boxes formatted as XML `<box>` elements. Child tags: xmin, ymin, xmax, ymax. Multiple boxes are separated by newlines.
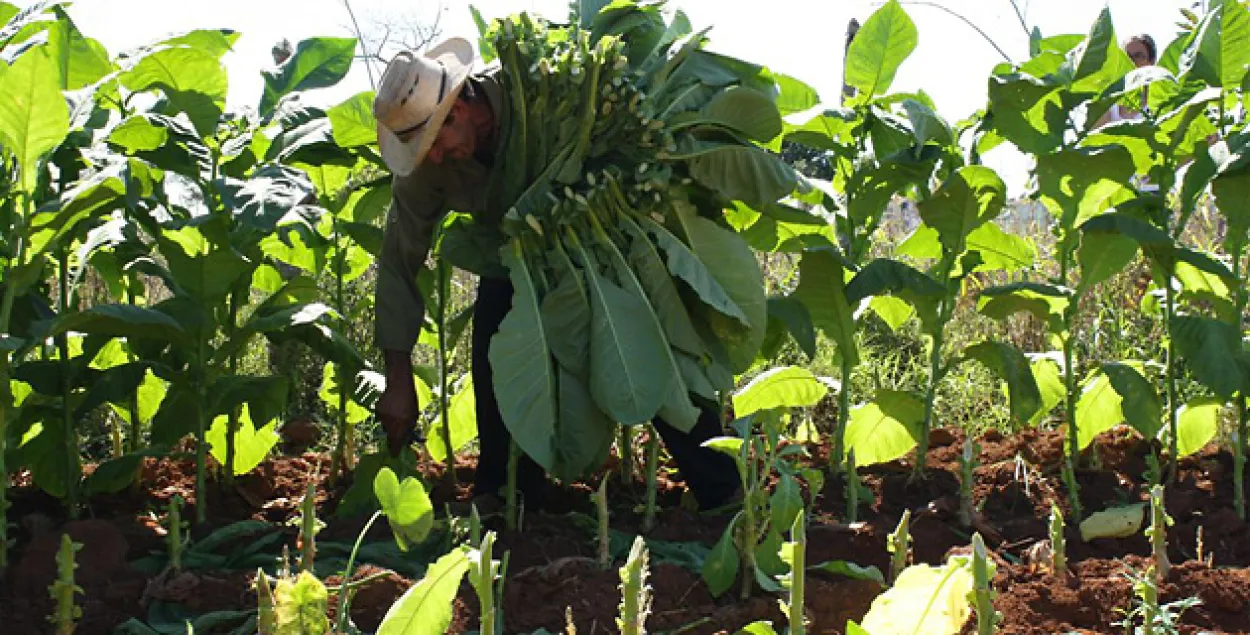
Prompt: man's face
<box><xmin>1126</xmin><ymin>40</ymin><xmax>1153</xmax><ymax>68</ymax></box>
<box><xmin>428</xmin><ymin>100</ymin><xmax>475</xmax><ymax>165</ymax></box>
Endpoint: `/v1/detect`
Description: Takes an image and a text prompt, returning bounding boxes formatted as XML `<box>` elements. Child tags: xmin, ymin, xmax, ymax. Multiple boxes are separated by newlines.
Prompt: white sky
<box><xmin>44</xmin><ymin>0</ymin><xmax>1191</xmax><ymax>193</ymax></box>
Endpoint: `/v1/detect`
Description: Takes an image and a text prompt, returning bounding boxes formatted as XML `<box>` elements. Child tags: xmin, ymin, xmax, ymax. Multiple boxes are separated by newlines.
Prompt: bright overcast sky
<box><xmin>46</xmin><ymin>0</ymin><xmax>1190</xmax><ymax>194</ymax></box>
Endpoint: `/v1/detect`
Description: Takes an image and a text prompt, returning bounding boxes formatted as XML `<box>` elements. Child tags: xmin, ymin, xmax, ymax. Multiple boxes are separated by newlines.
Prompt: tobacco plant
<box><xmin>702</xmin><ymin>366</ymin><xmax>825</xmax><ymax>600</ymax></box>
<box><xmin>971</xmin><ymin>533</ymin><xmax>999</xmax><ymax>635</ymax></box>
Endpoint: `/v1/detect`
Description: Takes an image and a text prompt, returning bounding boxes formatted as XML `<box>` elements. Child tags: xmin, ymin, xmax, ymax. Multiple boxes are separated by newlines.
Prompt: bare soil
<box><xmin>4</xmin><ymin>425</ymin><xmax>1250</xmax><ymax>634</ymax></box>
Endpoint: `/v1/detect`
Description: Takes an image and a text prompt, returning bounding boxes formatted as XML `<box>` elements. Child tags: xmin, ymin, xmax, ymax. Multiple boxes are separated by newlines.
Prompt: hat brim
<box><xmin>377</xmin><ymin>39</ymin><xmax>474</xmax><ymax>176</ymax></box>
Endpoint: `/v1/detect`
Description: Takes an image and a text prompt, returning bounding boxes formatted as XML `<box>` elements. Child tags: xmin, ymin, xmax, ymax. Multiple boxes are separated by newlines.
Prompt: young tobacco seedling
<box><xmin>469</xmin><ymin>532</ymin><xmax>503</xmax><ymax>635</ymax></box>
<box><xmin>702</xmin><ymin>413</ymin><xmax>813</xmax><ymax>601</ymax></box>
<box><xmin>617</xmin><ymin>535</ymin><xmax>652</xmax><ymax>635</ymax></box>
<box><xmin>48</xmin><ymin>534</ymin><xmax>83</xmax><ymax>635</ymax></box>
<box><xmin>1147</xmin><ymin>485</ymin><xmax>1172</xmax><ymax>580</ymax></box>
<box><xmin>1049</xmin><ymin>502</ymin><xmax>1067</xmax><ymax>577</ymax></box>
<box><xmin>255</xmin><ymin>568</ymin><xmax>330</xmax><ymax>635</ymax></box>
<box><xmin>971</xmin><ymin>533</ymin><xmax>999</xmax><ymax>635</ymax></box>
<box><xmin>887</xmin><ymin>509</ymin><xmax>912</xmax><ymax>584</ymax></box>
<box><xmin>295</xmin><ymin>480</ymin><xmax>324</xmax><ymax>573</ymax></box>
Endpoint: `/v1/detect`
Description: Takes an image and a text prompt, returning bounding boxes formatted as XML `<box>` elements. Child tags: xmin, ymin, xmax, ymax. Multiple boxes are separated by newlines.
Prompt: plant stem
<box><xmin>1148</xmin><ymin>484</ymin><xmax>1171</xmax><ymax>580</ymax></box>
<box><xmin>740</xmin><ymin>439</ymin><xmax>759</xmax><ymax>601</ymax></box>
<box><xmin>618</xmin><ymin>425</ymin><xmax>633</xmax><ymax>485</ymax></box>
<box><xmin>642</xmin><ymin>425</ymin><xmax>659</xmax><ymax>533</ymax></box>
<box><xmin>194</xmin><ymin>347</ymin><xmax>209</xmax><ymax>524</ymax></box>
<box><xmin>330</xmin><ymin>214</ymin><xmax>354</xmax><ymax>484</ymax></box>
<box><xmin>918</xmin><ymin>260</ymin><xmax>955</xmax><ymax>477</ymax></box>
<box><xmin>437</xmin><ymin>259</ymin><xmax>455</xmax><ymax>487</ymax></box>
<box><xmin>1232</xmin><ymin>243</ymin><xmax>1247</xmax><ymax>519</ymax></box>
<box><xmin>847</xmin><ymin>449</ymin><xmax>860</xmax><ymax>524</ymax></box>
<box><xmin>224</xmin><ymin>287</ymin><xmax>242</xmax><ymax>486</ymax></box>
<box><xmin>972</xmin><ymin>533</ymin><xmax>997</xmax><ymax>635</ymax></box>
<box><xmin>1164</xmin><ymin>281</ymin><xmax>1179</xmax><ymax>483</ymax></box>
<box><xmin>786</xmin><ymin>514</ymin><xmax>807</xmax><ymax>635</ymax></box>
<box><xmin>1062</xmin><ymin>307</ymin><xmax>1082</xmax><ymax>520</ymax></box>
<box><xmin>505</xmin><ymin>439</ymin><xmax>520</xmax><ymax>531</ymax></box>
<box><xmin>831</xmin><ymin>353</ymin><xmax>853</xmax><ymax>475</ymax></box>
<box><xmin>0</xmin><ymin>197</ymin><xmax>28</xmax><ymax>570</ymax></box>
<box><xmin>57</xmin><ymin>248</ymin><xmax>79</xmax><ymax>519</ymax></box>
<box><xmin>887</xmin><ymin>509</ymin><xmax>911</xmax><ymax>583</ymax></box>
<box><xmin>595</xmin><ymin>477</ymin><xmax>610</xmax><ymax>568</ymax></box>
<box><xmin>336</xmin><ymin>510</ymin><xmax>382</xmax><ymax>633</ymax></box>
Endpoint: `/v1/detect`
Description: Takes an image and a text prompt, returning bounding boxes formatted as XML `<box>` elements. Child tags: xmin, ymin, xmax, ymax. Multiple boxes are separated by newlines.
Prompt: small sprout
<box><xmin>48</xmin><ymin>534</ymin><xmax>83</xmax><ymax>635</ymax></box>
<box><xmin>1148</xmin><ymin>484</ymin><xmax>1172</xmax><ymax>580</ymax></box>
<box><xmin>525</xmin><ymin>214</ymin><xmax>544</xmax><ymax>236</ymax></box>
<box><xmin>971</xmin><ymin>533</ymin><xmax>999</xmax><ymax>635</ymax></box>
<box><xmin>617</xmin><ymin>535</ymin><xmax>652</xmax><ymax>635</ymax></box>
<box><xmin>595</xmin><ymin>477</ymin><xmax>611</xmax><ymax>569</ymax></box>
<box><xmin>887</xmin><ymin>509</ymin><xmax>912</xmax><ymax>584</ymax></box>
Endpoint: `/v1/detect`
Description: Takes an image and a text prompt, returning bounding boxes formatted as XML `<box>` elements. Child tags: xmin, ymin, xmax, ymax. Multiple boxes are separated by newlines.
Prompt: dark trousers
<box><xmin>471</xmin><ymin>276</ymin><xmax>740</xmax><ymax>509</ymax></box>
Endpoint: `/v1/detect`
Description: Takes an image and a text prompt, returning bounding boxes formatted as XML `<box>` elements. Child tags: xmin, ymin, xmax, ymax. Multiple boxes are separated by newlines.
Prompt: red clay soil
<box><xmin>4</xmin><ymin>425</ymin><xmax>1250</xmax><ymax>634</ymax></box>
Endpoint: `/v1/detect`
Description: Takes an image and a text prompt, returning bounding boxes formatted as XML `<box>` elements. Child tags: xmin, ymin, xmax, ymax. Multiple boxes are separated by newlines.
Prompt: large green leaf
<box><xmin>121</xmin><ymin>46</ymin><xmax>227</xmax><ymax>137</ymax></box>
<box><xmin>691</xmin><ymin>86</ymin><xmax>782</xmax><ymax>142</ymax></box>
<box><xmin>578</xmin><ymin>246</ymin><xmax>673</xmax><ymax>425</ymax></box>
<box><xmin>772</xmin><ymin>72</ymin><xmax>819</xmax><ymax>115</ymax></box>
<box><xmin>977</xmin><ymin>282</ymin><xmax>1070</xmax><ymax>333</ymax></box>
<box><xmin>844</xmin><ymin>0</ymin><xmax>917</xmax><ymax>100</ymax></box>
<box><xmin>624</xmin><ymin>218</ymin><xmax>706</xmax><ymax>358</ymax></box>
<box><xmin>645</xmin><ymin>216</ymin><xmax>749</xmax><ymax>327</ymax></box>
<box><xmin>1174</xmin><ymin>398</ymin><xmax>1222</xmax><ymax>457</ymax></box>
<box><xmin>1036</xmin><ymin>147</ymin><xmax>1135</xmax><ymax>235</ymax></box>
<box><xmin>766</xmin><ymin>295</ymin><xmax>817</xmax><ymax>359</ymax></box>
<box><xmin>1171</xmin><ymin>315</ymin><xmax>1250</xmax><ymax>399</ymax></box>
<box><xmin>42</xmin><ymin>7</ymin><xmax>112</xmax><ymax>91</ymax></box>
<box><xmin>701</xmin><ymin>516</ymin><xmax>740</xmax><ymax>598</ymax></box>
<box><xmin>727</xmin><ymin>200</ymin><xmax>837</xmax><ymax>254</ymax></box>
<box><xmin>318</xmin><ymin>361</ymin><xmax>371</xmax><ymax>424</ymax></box>
<box><xmin>489</xmin><ymin>243</ymin><xmax>558</xmax><ymax>469</ymax></box>
<box><xmin>205</xmin><ymin>404</ymin><xmax>280</xmax><ymax>476</ymax></box>
<box><xmin>1184</xmin><ymin>1</ymin><xmax>1250</xmax><ymax>89</ymax></box>
<box><xmin>732</xmin><ymin>366</ymin><xmax>828</xmax><ymax>417</ymax></box>
<box><xmin>961</xmin><ymin>341</ymin><xmax>1042</xmax><ymax>424</ymax></box>
<box><xmin>426</xmin><ymin>377</ymin><xmax>477</xmax><ymax>463</ymax></box>
<box><xmin>1028</xmin><ymin>356</ymin><xmax>1066</xmax><ymax>427</ymax></box>
<box><xmin>963</xmin><ymin>222</ymin><xmax>1036</xmax><ymax>273</ymax></box>
<box><xmin>373</xmin><ymin>467</ymin><xmax>434</xmax><ymax>552</ymax></box>
<box><xmin>375</xmin><ymin>547</ymin><xmax>470</xmax><ymax>635</ymax></box>
<box><xmin>987</xmin><ymin>72</ymin><xmax>1065</xmax><ymax>155</ymax></box>
<box><xmin>1101</xmin><ymin>362</ymin><xmax>1162</xmax><ymax>441</ymax></box>
<box><xmin>844</xmin><ymin>390</ymin><xmax>923</xmax><ymax>466</ymax></box>
<box><xmin>1075</xmin><ymin>228</ymin><xmax>1139</xmax><ymax>295</ymax></box>
<box><xmin>681</xmin><ymin>139</ymin><xmax>797</xmax><ymax>207</ymax></box>
<box><xmin>553</xmin><ymin>368</ymin><xmax>617</xmax><ymax>481</ymax></box>
<box><xmin>159</xmin><ymin>225</ymin><xmax>254</xmax><ymax>302</ymax></box>
<box><xmin>43</xmin><ymin>304</ymin><xmax>185</xmax><ymax>343</ymax></box>
<box><xmin>0</xmin><ymin>44</ymin><xmax>70</xmax><ymax>194</ymax></box>
<box><xmin>793</xmin><ymin>247</ymin><xmax>859</xmax><ymax>367</ymax></box>
<box><xmin>1063</xmin><ymin>8</ymin><xmax>1135</xmax><ymax>94</ymax></box>
<box><xmin>917</xmin><ymin>166</ymin><xmax>1007</xmax><ymax>255</ymax></box>
<box><xmin>674</xmin><ymin>203</ymin><xmax>767</xmax><ymax>373</ymax></box>
<box><xmin>208</xmin><ymin>375</ymin><xmax>289</xmax><ymax>430</ymax></box>
<box><xmin>27</xmin><ymin>161</ymin><xmax>131</xmax><ymax>256</ymax></box>
<box><xmin>259</xmin><ymin>37</ymin><xmax>357</xmax><ymax>117</ymax></box>
<box><xmin>327</xmin><ymin>90</ymin><xmax>377</xmax><ymax>148</ymax></box>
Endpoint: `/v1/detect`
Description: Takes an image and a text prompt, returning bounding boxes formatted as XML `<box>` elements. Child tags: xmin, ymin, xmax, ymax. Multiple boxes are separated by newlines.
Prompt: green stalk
<box><xmin>335</xmin><ymin>510</ymin><xmax>383</xmax><ymax>633</ymax></box>
<box><xmin>1147</xmin><ymin>484</ymin><xmax>1171</xmax><ymax>579</ymax></box>
<box><xmin>299</xmin><ymin>480</ymin><xmax>318</xmax><ymax>572</ymax></box>
<box><xmin>1049</xmin><ymin>502</ymin><xmax>1066</xmax><ymax>576</ymax></box>
<box><xmin>739</xmin><ymin>438</ymin><xmax>759</xmax><ymax>602</ymax></box>
<box><xmin>617</xmin><ymin>535</ymin><xmax>652</xmax><ymax>635</ymax></box>
<box><xmin>437</xmin><ymin>258</ymin><xmax>455</xmax><ymax>486</ymax></box>
<box><xmin>959</xmin><ymin>437</ymin><xmax>978</xmax><ymax>527</ymax></box>
<box><xmin>642</xmin><ymin>425</ymin><xmax>659</xmax><ymax>533</ymax></box>
<box><xmin>57</xmin><ymin>248</ymin><xmax>79</xmax><ymax>518</ymax></box>
<box><xmin>618</xmin><ymin>425</ymin><xmax>634</xmax><ymax>485</ymax></box>
<box><xmin>917</xmin><ymin>258</ymin><xmax>956</xmax><ymax>476</ymax></box>
<box><xmin>469</xmin><ymin>532</ymin><xmax>501</xmax><ymax>635</ymax></box>
<box><xmin>1061</xmin><ymin>299</ymin><xmax>1083</xmax><ymax>520</ymax></box>
<box><xmin>887</xmin><ymin>509</ymin><xmax>912</xmax><ymax>583</ymax></box>
<box><xmin>194</xmin><ymin>349</ymin><xmax>209</xmax><ymax>524</ymax></box>
<box><xmin>1232</xmin><ymin>243</ymin><xmax>1247</xmax><ymax>519</ymax></box>
<box><xmin>505</xmin><ymin>439</ymin><xmax>520</xmax><ymax>531</ymax></box>
<box><xmin>48</xmin><ymin>533</ymin><xmax>82</xmax><ymax>635</ymax></box>
<box><xmin>0</xmin><ymin>196</ymin><xmax>32</xmax><ymax>568</ymax></box>
<box><xmin>1163</xmin><ymin>281</ymin><xmax>1179</xmax><ymax>483</ymax></box>
<box><xmin>1136</xmin><ymin>567</ymin><xmax>1159</xmax><ymax>634</ymax></box>
<box><xmin>167</xmin><ymin>495</ymin><xmax>186</xmax><ymax>571</ymax></box>
<box><xmin>831</xmin><ymin>353</ymin><xmax>853</xmax><ymax>475</ymax></box>
<box><xmin>595</xmin><ymin>477</ymin><xmax>610</xmax><ymax>568</ymax></box>
<box><xmin>224</xmin><ymin>286</ymin><xmax>242</xmax><ymax>486</ymax></box>
<box><xmin>846</xmin><ymin>449</ymin><xmax>860</xmax><ymax>524</ymax></box>
<box><xmin>783</xmin><ymin>514</ymin><xmax>807</xmax><ymax>635</ymax></box>
<box><xmin>330</xmin><ymin>215</ymin><xmax>353</xmax><ymax>483</ymax></box>
<box><xmin>971</xmin><ymin>533</ymin><xmax>998</xmax><ymax>635</ymax></box>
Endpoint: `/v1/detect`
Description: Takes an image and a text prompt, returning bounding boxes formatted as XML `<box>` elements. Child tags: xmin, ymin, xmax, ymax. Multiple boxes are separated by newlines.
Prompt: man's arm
<box><xmin>375</xmin><ymin>170</ymin><xmax>444</xmax><ymax>455</ymax></box>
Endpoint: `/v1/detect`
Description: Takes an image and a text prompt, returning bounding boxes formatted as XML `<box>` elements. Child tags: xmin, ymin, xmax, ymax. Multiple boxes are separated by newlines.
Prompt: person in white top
<box><xmin>1098</xmin><ymin>34</ymin><xmax>1157</xmax><ymax>127</ymax></box>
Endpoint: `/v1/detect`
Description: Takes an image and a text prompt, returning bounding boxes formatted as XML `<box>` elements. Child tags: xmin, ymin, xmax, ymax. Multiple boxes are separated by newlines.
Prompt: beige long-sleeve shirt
<box><xmin>374</xmin><ymin>66</ymin><xmax>510</xmax><ymax>353</ymax></box>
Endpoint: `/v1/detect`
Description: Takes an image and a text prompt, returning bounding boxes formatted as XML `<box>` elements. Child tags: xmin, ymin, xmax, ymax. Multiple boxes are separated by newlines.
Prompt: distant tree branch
<box><xmin>340</xmin><ymin>1</ymin><xmax>446</xmax><ymax>90</ymax></box>
<box><xmin>341</xmin><ymin>0</ymin><xmax>376</xmax><ymax>90</ymax></box>
<box><xmin>894</xmin><ymin>1</ymin><xmax>1014</xmax><ymax>64</ymax></box>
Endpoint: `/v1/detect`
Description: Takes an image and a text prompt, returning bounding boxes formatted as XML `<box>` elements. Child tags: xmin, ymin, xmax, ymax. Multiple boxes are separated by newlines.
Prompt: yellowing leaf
<box><xmin>1079</xmin><ymin>504</ymin><xmax>1146</xmax><ymax>541</ymax></box>
<box><xmin>858</xmin><ymin>557</ymin><xmax>975</xmax><ymax>635</ymax></box>
<box><xmin>733</xmin><ymin>366</ymin><xmax>828</xmax><ymax>416</ymax></box>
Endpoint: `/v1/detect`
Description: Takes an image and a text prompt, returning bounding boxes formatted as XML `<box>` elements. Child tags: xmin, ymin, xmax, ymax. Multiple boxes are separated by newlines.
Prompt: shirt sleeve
<box><xmin>374</xmin><ymin>168</ymin><xmax>445</xmax><ymax>352</ymax></box>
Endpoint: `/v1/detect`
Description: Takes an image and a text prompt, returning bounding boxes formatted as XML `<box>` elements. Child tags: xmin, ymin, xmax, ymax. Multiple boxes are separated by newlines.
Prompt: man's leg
<box><xmin>653</xmin><ymin>405</ymin><xmax>740</xmax><ymax>510</ymax></box>
<box><xmin>471</xmin><ymin>276</ymin><xmax>546</xmax><ymax>506</ymax></box>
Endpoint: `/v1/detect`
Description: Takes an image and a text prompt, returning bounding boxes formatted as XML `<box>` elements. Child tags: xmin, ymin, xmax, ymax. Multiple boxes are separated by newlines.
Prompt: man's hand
<box><xmin>380</xmin><ymin>350</ymin><xmax>419</xmax><ymax>456</ymax></box>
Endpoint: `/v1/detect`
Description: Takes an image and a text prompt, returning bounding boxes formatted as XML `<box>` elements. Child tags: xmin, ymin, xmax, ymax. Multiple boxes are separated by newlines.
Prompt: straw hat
<box><xmin>373</xmin><ymin>38</ymin><xmax>475</xmax><ymax>176</ymax></box>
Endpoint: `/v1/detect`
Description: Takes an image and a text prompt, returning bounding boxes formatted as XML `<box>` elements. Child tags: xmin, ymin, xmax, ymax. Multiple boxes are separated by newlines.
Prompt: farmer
<box><xmin>370</xmin><ymin>38</ymin><xmax>741</xmax><ymax>514</ymax></box>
